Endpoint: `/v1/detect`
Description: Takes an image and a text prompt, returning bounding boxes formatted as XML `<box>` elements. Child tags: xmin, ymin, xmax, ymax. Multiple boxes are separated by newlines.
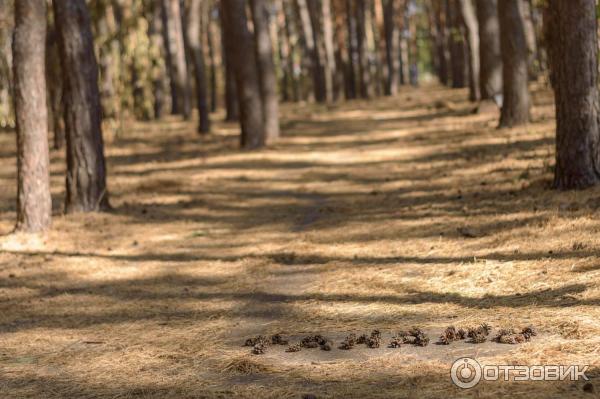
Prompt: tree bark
<box><xmin>222</xmin><ymin>0</ymin><xmax>265</xmax><ymax>149</ymax></box>
<box><xmin>206</xmin><ymin>2</ymin><xmax>218</xmax><ymax>113</ymax></box>
<box><xmin>545</xmin><ymin>0</ymin><xmax>600</xmax><ymax>189</ymax></box>
<box><xmin>522</xmin><ymin>0</ymin><xmax>538</xmax><ymax>80</ymax></box>
<box><xmin>459</xmin><ymin>0</ymin><xmax>479</xmax><ymax>101</ymax></box>
<box><xmin>383</xmin><ymin>0</ymin><xmax>402</xmax><ymax>95</ymax></box>
<box><xmin>220</xmin><ymin>0</ymin><xmax>239</xmax><ymax>122</ymax></box>
<box><xmin>304</xmin><ymin>0</ymin><xmax>327</xmax><ymax>102</ymax></box>
<box><xmin>13</xmin><ymin>0</ymin><xmax>52</xmax><ymax>232</ymax></box>
<box><xmin>448</xmin><ymin>0</ymin><xmax>467</xmax><ymax>88</ymax></box>
<box><xmin>0</xmin><ymin>1</ymin><xmax>15</xmax><ymax>130</ymax></box>
<box><xmin>345</xmin><ymin>0</ymin><xmax>358</xmax><ymax>99</ymax></box>
<box><xmin>281</xmin><ymin>0</ymin><xmax>301</xmax><ymax>101</ymax></box>
<box><xmin>355</xmin><ymin>0</ymin><xmax>372</xmax><ymax>98</ymax></box>
<box><xmin>433</xmin><ymin>0</ymin><xmax>450</xmax><ymax>85</ymax></box>
<box><xmin>53</xmin><ymin>0</ymin><xmax>110</xmax><ymax>213</ymax></box>
<box><xmin>149</xmin><ymin>1</ymin><xmax>170</xmax><ymax>119</ymax></box>
<box><xmin>162</xmin><ymin>0</ymin><xmax>192</xmax><ymax>119</ymax></box>
<box><xmin>476</xmin><ymin>0</ymin><xmax>502</xmax><ymax>102</ymax></box>
<box><xmin>332</xmin><ymin>0</ymin><xmax>351</xmax><ymax>100</ymax></box>
<box><xmin>321</xmin><ymin>0</ymin><xmax>336</xmax><ymax>102</ymax></box>
<box><xmin>250</xmin><ymin>0</ymin><xmax>280</xmax><ymax>142</ymax></box>
<box><xmin>497</xmin><ymin>0</ymin><xmax>530</xmax><ymax>128</ymax></box>
<box><xmin>46</xmin><ymin>22</ymin><xmax>65</xmax><ymax>150</ymax></box>
<box><xmin>186</xmin><ymin>0</ymin><xmax>210</xmax><ymax>133</ymax></box>
<box><xmin>276</xmin><ymin>1</ymin><xmax>291</xmax><ymax>102</ymax></box>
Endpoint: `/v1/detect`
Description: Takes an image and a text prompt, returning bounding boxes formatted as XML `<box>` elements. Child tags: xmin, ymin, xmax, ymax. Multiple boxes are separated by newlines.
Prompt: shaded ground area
<box><xmin>0</xmin><ymin>84</ymin><xmax>599</xmax><ymax>398</ymax></box>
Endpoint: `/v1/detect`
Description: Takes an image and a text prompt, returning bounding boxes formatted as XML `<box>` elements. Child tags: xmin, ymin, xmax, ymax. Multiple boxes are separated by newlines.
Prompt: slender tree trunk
<box><xmin>374</xmin><ymin>0</ymin><xmax>386</xmax><ymax>94</ymax></box>
<box><xmin>545</xmin><ymin>0</ymin><xmax>600</xmax><ymax>189</ymax></box>
<box><xmin>162</xmin><ymin>0</ymin><xmax>192</xmax><ymax>119</ymax></box>
<box><xmin>448</xmin><ymin>0</ymin><xmax>466</xmax><ymax>88</ymax></box>
<box><xmin>149</xmin><ymin>1</ymin><xmax>170</xmax><ymax>119</ymax></box>
<box><xmin>332</xmin><ymin>0</ymin><xmax>350</xmax><ymax>100</ymax></box>
<box><xmin>46</xmin><ymin>21</ymin><xmax>65</xmax><ymax>150</ymax></box>
<box><xmin>321</xmin><ymin>0</ymin><xmax>336</xmax><ymax>102</ymax></box>
<box><xmin>476</xmin><ymin>0</ymin><xmax>502</xmax><ymax>103</ymax></box>
<box><xmin>399</xmin><ymin>2</ymin><xmax>410</xmax><ymax>85</ymax></box>
<box><xmin>0</xmin><ymin>2</ymin><xmax>14</xmax><ymax>130</ymax></box>
<box><xmin>498</xmin><ymin>0</ymin><xmax>530</xmax><ymax>128</ymax></box>
<box><xmin>222</xmin><ymin>0</ymin><xmax>265</xmax><ymax>149</ymax></box>
<box><xmin>304</xmin><ymin>0</ymin><xmax>327</xmax><ymax>102</ymax></box>
<box><xmin>355</xmin><ymin>0</ymin><xmax>372</xmax><ymax>98</ymax></box>
<box><xmin>407</xmin><ymin>4</ymin><xmax>419</xmax><ymax>86</ymax></box>
<box><xmin>250</xmin><ymin>0</ymin><xmax>280</xmax><ymax>142</ymax></box>
<box><xmin>276</xmin><ymin>1</ymin><xmax>291</xmax><ymax>102</ymax></box>
<box><xmin>187</xmin><ymin>0</ymin><xmax>210</xmax><ymax>133</ymax></box>
<box><xmin>459</xmin><ymin>0</ymin><xmax>479</xmax><ymax>101</ymax></box>
<box><xmin>282</xmin><ymin>0</ymin><xmax>301</xmax><ymax>101</ymax></box>
<box><xmin>522</xmin><ymin>0</ymin><xmax>538</xmax><ymax>80</ymax></box>
<box><xmin>220</xmin><ymin>0</ymin><xmax>239</xmax><ymax>121</ymax></box>
<box><xmin>13</xmin><ymin>0</ymin><xmax>52</xmax><ymax>232</ymax></box>
<box><xmin>365</xmin><ymin>2</ymin><xmax>380</xmax><ymax>93</ymax></box>
<box><xmin>345</xmin><ymin>0</ymin><xmax>358</xmax><ymax>99</ymax></box>
<box><xmin>206</xmin><ymin>2</ymin><xmax>218</xmax><ymax>113</ymax></box>
<box><xmin>383</xmin><ymin>0</ymin><xmax>402</xmax><ymax>95</ymax></box>
<box><xmin>433</xmin><ymin>0</ymin><xmax>450</xmax><ymax>85</ymax></box>
<box><xmin>53</xmin><ymin>0</ymin><xmax>110</xmax><ymax>212</ymax></box>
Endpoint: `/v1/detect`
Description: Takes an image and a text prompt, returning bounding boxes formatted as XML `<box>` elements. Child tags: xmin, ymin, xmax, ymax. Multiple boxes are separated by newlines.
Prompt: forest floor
<box><xmin>1</xmin><ymin>84</ymin><xmax>600</xmax><ymax>398</ymax></box>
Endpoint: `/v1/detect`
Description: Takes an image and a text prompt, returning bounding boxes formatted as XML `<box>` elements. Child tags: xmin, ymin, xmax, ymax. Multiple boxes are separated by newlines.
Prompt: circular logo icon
<box><xmin>451</xmin><ymin>357</ymin><xmax>482</xmax><ymax>389</ymax></box>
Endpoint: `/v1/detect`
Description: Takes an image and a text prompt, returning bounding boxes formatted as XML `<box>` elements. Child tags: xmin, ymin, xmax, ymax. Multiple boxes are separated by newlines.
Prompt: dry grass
<box><xmin>0</xmin><ymin>84</ymin><xmax>599</xmax><ymax>398</ymax></box>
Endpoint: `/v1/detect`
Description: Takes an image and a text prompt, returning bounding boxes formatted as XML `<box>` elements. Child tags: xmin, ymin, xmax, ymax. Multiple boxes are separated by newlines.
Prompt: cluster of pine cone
<box><xmin>244</xmin><ymin>325</ymin><xmax>537</xmax><ymax>355</ymax></box>
<box><xmin>437</xmin><ymin>324</ymin><xmax>536</xmax><ymax>345</ymax></box>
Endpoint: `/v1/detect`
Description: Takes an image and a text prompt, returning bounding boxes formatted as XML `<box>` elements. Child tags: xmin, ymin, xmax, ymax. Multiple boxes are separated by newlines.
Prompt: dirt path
<box><xmin>0</xmin><ymin>85</ymin><xmax>599</xmax><ymax>398</ymax></box>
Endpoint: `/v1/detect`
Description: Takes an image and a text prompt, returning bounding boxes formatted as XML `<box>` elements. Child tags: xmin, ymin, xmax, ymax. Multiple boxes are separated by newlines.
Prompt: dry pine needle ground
<box><xmin>0</xmin><ymin>84</ymin><xmax>599</xmax><ymax>398</ymax></box>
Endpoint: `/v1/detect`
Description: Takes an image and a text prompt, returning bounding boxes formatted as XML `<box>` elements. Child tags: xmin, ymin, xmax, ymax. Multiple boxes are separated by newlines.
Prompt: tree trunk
<box><xmin>545</xmin><ymin>0</ymin><xmax>600</xmax><ymax>189</ymax></box>
<box><xmin>400</xmin><ymin>1</ymin><xmax>412</xmax><ymax>85</ymax></box>
<box><xmin>276</xmin><ymin>1</ymin><xmax>291</xmax><ymax>102</ymax></box>
<box><xmin>321</xmin><ymin>0</ymin><xmax>336</xmax><ymax>102</ymax></box>
<box><xmin>220</xmin><ymin>0</ymin><xmax>239</xmax><ymax>122</ymax></box>
<box><xmin>13</xmin><ymin>0</ymin><xmax>52</xmax><ymax>232</ymax></box>
<box><xmin>162</xmin><ymin>0</ymin><xmax>192</xmax><ymax>119</ymax></box>
<box><xmin>522</xmin><ymin>0</ymin><xmax>538</xmax><ymax>80</ymax></box>
<box><xmin>332</xmin><ymin>0</ymin><xmax>350</xmax><ymax>100</ymax></box>
<box><xmin>365</xmin><ymin>1</ymin><xmax>381</xmax><ymax>94</ymax></box>
<box><xmin>355</xmin><ymin>0</ymin><xmax>372</xmax><ymax>98</ymax></box>
<box><xmin>383</xmin><ymin>0</ymin><xmax>402</xmax><ymax>95</ymax></box>
<box><xmin>222</xmin><ymin>0</ymin><xmax>265</xmax><ymax>149</ymax></box>
<box><xmin>53</xmin><ymin>0</ymin><xmax>110</xmax><ymax>213</ymax></box>
<box><xmin>186</xmin><ymin>0</ymin><xmax>210</xmax><ymax>133</ymax></box>
<box><xmin>448</xmin><ymin>0</ymin><xmax>467</xmax><ymax>88</ymax></box>
<box><xmin>407</xmin><ymin>4</ymin><xmax>419</xmax><ymax>86</ymax></box>
<box><xmin>433</xmin><ymin>0</ymin><xmax>450</xmax><ymax>85</ymax></box>
<box><xmin>281</xmin><ymin>0</ymin><xmax>301</xmax><ymax>101</ymax></box>
<box><xmin>476</xmin><ymin>0</ymin><xmax>502</xmax><ymax>102</ymax></box>
<box><xmin>206</xmin><ymin>2</ymin><xmax>218</xmax><ymax>113</ymax></box>
<box><xmin>374</xmin><ymin>0</ymin><xmax>386</xmax><ymax>94</ymax></box>
<box><xmin>250</xmin><ymin>0</ymin><xmax>280</xmax><ymax>142</ymax></box>
<box><xmin>0</xmin><ymin>1</ymin><xmax>15</xmax><ymax>130</ymax></box>
<box><xmin>46</xmin><ymin>21</ymin><xmax>65</xmax><ymax>150</ymax></box>
<box><xmin>304</xmin><ymin>0</ymin><xmax>327</xmax><ymax>102</ymax></box>
<box><xmin>497</xmin><ymin>0</ymin><xmax>530</xmax><ymax>128</ymax></box>
<box><xmin>149</xmin><ymin>1</ymin><xmax>170</xmax><ymax>119</ymax></box>
<box><xmin>459</xmin><ymin>0</ymin><xmax>479</xmax><ymax>101</ymax></box>
<box><xmin>345</xmin><ymin>0</ymin><xmax>358</xmax><ymax>99</ymax></box>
